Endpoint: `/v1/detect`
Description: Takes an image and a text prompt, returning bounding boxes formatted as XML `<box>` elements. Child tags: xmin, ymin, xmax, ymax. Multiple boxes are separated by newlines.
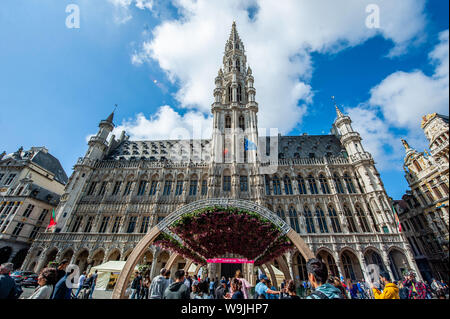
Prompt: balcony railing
<box><xmin>32</xmin><ymin>231</ymin><xmax>405</xmax><ymax>249</ymax></box>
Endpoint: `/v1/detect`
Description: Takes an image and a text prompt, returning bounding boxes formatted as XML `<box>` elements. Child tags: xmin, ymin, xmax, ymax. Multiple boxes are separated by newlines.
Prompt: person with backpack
<box><xmin>0</xmin><ymin>263</ymin><xmax>22</xmax><ymax>299</ymax></box>
<box><xmin>306</xmin><ymin>258</ymin><xmax>343</xmax><ymax>299</ymax></box>
<box><xmin>403</xmin><ymin>272</ymin><xmax>426</xmax><ymax>299</ymax></box>
<box><xmin>280</xmin><ymin>280</ymin><xmax>301</xmax><ymax>299</ymax></box>
<box><xmin>130</xmin><ymin>271</ymin><xmax>142</xmax><ymax>299</ymax></box>
<box><xmin>371</xmin><ymin>271</ymin><xmax>399</xmax><ymax>299</ymax></box>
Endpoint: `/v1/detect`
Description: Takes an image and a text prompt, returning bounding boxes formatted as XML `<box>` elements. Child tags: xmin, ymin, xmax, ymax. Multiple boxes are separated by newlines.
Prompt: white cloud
<box><xmin>369</xmin><ymin>29</ymin><xmax>448</xmax><ymax>133</ymax></box>
<box><xmin>112</xmin><ymin>105</ymin><xmax>212</xmax><ymax>140</ymax></box>
<box><xmin>108</xmin><ymin>0</ymin><xmax>155</xmax><ymax>24</ymax></box>
<box><xmin>347</xmin><ymin>29</ymin><xmax>449</xmax><ymax>170</ymax></box>
<box><xmin>128</xmin><ymin>0</ymin><xmax>426</xmax><ymax>136</ymax></box>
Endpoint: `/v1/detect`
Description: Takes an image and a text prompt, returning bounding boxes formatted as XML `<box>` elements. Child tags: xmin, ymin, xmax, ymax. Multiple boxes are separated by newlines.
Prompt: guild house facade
<box><xmin>394</xmin><ymin>113</ymin><xmax>449</xmax><ymax>282</ymax></box>
<box><xmin>22</xmin><ymin>23</ymin><xmax>420</xmax><ymax>286</ymax></box>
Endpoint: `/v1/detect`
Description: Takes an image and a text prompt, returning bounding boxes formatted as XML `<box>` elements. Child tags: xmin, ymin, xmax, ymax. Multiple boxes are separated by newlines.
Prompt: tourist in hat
<box><xmin>215</xmin><ymin>279</ymin><xmax>228</xmax><ymax>299</ymax></box>
<box><xmin>254</xmin><ymin>273</ymin><xmax>280</xmax><ymax>299</ymax></box>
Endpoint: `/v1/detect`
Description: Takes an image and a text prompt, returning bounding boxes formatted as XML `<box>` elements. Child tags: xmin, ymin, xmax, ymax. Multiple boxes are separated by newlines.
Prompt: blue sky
<box><xmin>0</xmin><ymin>0</ymin><xmax>448</xmax><ymax>199</ymax></box>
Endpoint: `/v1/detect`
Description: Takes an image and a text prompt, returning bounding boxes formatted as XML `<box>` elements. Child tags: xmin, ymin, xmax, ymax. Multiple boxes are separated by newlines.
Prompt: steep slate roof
<box><xmin>106</xmin><ymin>139</ymin><xmax>212</xmax><ymax>162</ymax></box>
<box><xmin>1</xmin><ymin>147</ymin><xmax>68</xmax><ymax>184</ymax></box>
<box><xmin>104</xmin><ymin>134</ymin><xmax>345</xmax><ymax>162</ymax></box>
<box><xmin>31</xmin><ymin>151</ymin><xmax>68</xmax><ymax>184</ymax></box>
<box><xmin>277</xmin><ymin>135</ymin><xmax>345</xmax><ymax>159</ymax></box>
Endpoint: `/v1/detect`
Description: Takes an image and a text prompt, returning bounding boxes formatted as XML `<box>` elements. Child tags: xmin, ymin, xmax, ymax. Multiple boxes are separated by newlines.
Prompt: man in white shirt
<box><xmin>75</xmin><ymin>271</ymin><xmax>86</xmax><ymax>298</ymax></box>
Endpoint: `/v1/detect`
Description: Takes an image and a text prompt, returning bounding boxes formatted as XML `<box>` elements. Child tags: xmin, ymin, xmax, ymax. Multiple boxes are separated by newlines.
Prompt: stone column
<box><xmin>286</xmin><ymin>253</ymin><xmax>297</xmax><ymax>286</ymax></box>
<box><xmin>35</xmin><ymin>254</ymin><xmax>47</xmax><ymax>274</ymax></box>
<box><xmin>381</xmin><ymin>251</ymin><xmax>395</xmax><ymax>282</ymax></box>
<box><xmin>335</xmin><ymin>255</ymin><xmax>345</xmax><ymax>280</ymax></box>
<box><xmin>404</xmin><ymin>245</ymin><xmax>423</xmax><ymax>282</ymax></box>
<box><xmin>150</xmin><ymin>249</ymin><xmax>160</xmax><ymax>279</ymax></box>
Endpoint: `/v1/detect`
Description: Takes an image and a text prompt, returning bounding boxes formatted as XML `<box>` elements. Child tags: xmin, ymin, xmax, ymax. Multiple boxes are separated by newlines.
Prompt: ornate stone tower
<box><xmin>209</xmin><ymin>22</ymin><xmax>261</xmax><ymax>200</ymax></box>
<box><xmin>332</xmin><ymin>103</ymin><xmax>397</xmax><ymax>233</ymax></box>
<box><xmin>54</xmin><ymin>112</ymin><xmax>120</xmax><ymax>232</ymax></box>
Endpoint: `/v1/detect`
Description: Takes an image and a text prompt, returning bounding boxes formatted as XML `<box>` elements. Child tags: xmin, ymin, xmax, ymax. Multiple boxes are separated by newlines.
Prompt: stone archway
<box><xmin>11</xmin><ymin>248</ymin><xmax>29</xmax><ymax>270</ymax></box>
<box><xmin>75</xmin><ymin>249</ymin><xmax>89</xmax><ymax>273</ymax></box>
<box><xmin>340</xmin><ymin>249</ymin><xmax>363</xmax><ymax>283</ymax></box>
<box><xmin>107</xmin><ymin>249</ymin><xmax>121</xmax><ymax>261</ymax></box>
<box><xmin>0</xmin><ymin>246</ymin><xmax>13</xmax><ymax>264</ymax></box>
<box><xmin>388</xmin><ymin>247</ymin><xmax>409</xmax><ymax>281</ymax></box>
<box><xmin>44</xmin><ymin>248</ymin><xmax>58</xmax><ymax>268</ymax></box>
<box><xmin>112</xmin><ymin>199</ymin><xmax>315</xmax><ymax>299</ymax></box>
<box><xmin>317</xmin><ymin>248</ymin><xmax>339</xmax><ymax>277</ymax></box>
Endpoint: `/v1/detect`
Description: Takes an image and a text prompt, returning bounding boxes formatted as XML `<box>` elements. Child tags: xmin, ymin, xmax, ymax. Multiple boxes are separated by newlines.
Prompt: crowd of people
<box><xmin>0</xmin><ymin>260</ymin><xmax>98</xmax><ymax>299</ymax></box>
<box><xmin>122</xmin><ymin>258</ymin><xmax>449</xmax><ymax>300</ymax></box>
<box><xmin>0</xmin><ymin>259</ymin><xmax>448</xmax><ymax>300</ymax></box>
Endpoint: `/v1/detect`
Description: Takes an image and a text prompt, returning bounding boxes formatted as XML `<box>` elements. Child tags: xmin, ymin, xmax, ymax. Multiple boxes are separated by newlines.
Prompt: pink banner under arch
<box><xmin>207</xmin><ymin>258</ymin><xmax>254</xmax><ymax>264</ymax></box>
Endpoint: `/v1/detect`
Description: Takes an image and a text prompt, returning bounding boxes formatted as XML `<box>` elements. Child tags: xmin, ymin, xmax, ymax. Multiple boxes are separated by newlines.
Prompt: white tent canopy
<box><xmin>88</xmin><ymin>261</ymin><xmax>139</xmax><ymax>290</ymax></box>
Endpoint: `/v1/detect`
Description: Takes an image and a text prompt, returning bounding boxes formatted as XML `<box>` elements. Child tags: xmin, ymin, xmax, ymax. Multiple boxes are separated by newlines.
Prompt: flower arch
<box><xmin>112</xmin><ymin>198</ymin><xmax>314</xmax><ymax>299</ymax></box>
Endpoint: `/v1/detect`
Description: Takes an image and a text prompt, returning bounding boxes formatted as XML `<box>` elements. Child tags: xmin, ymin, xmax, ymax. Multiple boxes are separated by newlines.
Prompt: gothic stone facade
<box><xmin>22</xmin><ymin>23</ymin><xmax>419</xmax><ymax>286</ymax></box>
<box><xmin>395</xmin><ymin>113</ymin><xmax>449</xmax><ymax>282</ymax></box>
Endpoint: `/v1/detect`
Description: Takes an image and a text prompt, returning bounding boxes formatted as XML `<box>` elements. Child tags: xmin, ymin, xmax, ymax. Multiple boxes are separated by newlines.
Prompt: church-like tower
<box><xmin>211</xmin><ymin>22</ymin><xmax>258</xmax><ymax>165</ymax></box>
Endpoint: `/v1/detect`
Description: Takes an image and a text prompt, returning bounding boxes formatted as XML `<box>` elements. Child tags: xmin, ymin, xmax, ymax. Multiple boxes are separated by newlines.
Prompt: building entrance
<box><xmin>221</xmin><ymin>263</ymin><xmax>242</xmax><ymax>279</ymax></box>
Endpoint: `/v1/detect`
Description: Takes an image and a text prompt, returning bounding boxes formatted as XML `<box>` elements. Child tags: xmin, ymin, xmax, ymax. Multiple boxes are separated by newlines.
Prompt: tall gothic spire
<box><xmin>223</xmin><ymin>22</ymin><xmax>247</xmax><ymax>77</ymax></box>
<box><xmin>331</xmin><ymin>96</ymin><xmax>344</xmax><ymax>118</ymax></box>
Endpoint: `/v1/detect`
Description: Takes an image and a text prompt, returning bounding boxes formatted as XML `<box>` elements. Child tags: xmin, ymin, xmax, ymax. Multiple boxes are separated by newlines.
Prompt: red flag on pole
<box><xmin>47</xmin><ymin>208</ymin><xmax>57</xmax><ymax>229</ymax></box>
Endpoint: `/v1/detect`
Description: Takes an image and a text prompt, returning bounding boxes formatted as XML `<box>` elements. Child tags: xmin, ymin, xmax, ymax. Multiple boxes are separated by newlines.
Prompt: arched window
<box><xmin>333</xmin><ymin>173</ymin><xmax>345</xmax><ymax>194</ymax></box>
<box><xmin>342</xmin><ymin>252</ymin><xmax>356</xmax><ymax>281</ymax></box>
<box><xmin>227</xmin><ymin>86</ymin><xmax>232</xmax><ymax>103</ymax></box>
<box><xmin>297</xmin><ymin>175</ymin><xmax>307</xmax><ymax>194</ymax></box>
<box><xmin>240</xmin><ymin>175</ymin><xmax>248</xmax><ymax>192</ymax></box>
<box><xmin>284</xmin><ymin>176</ymin><xmax>293</xmax><ymax>195</ymax></box>
<box><xmin>228</xmin><ymin>59</ymin><xmax>232</xmax><ymax>72</ymax></box>
<box><xmin>162</xmin><ymin>178</ymin><xmax>172</xmax><ymax>196</ymax></box>
<box><xmin>327</xmin><ymin>255</ymin><xmax>339</xmax><ymax>276</ymax></box>
<box><xmin>355</xmin><ymin>174</ymin><xmax>364</xmax><ymax>193</ymax></box>
<box><xmin>296</xmin><ymin>254</ymin><xmax>308</xmax><ymax>281</ymax></box>
<box><xmin>223</xmin><ymin>173</ymin><xmax>231</xmax><ymax>192</ymax></box>
<box><xmin>189</xmin><ymin>178</ymin><xmax>198</xmax><ymax>196</ymax></box>
<box><xmin>343</xmin><ymin>205</ymin><xmax>358</xmax><ymax>233</ymax></box>
<box><xmin>273</xmin><ymin>176</ymin><xmax>281</xmax><ymax>195</ymax></box>
<box><xmin>413</xmin><ymin>160</ymin><xmax>422</xmax><ymax>172</ymax></box>
<box><xmin>265</xmin><ymin>175</ymin><xmax>271</xmax><ymax>195</ymax></box>
<box><xmin>343</xmin><ymin>173</ymin><xmax>356</xmax><ymax>193</ymax></box>
<box><xmin>239</xmin><ymin>115</ymin><xmax>245</xmax><ymax>130</ymax></box>
<box><xmin>237</xmin><ymin>84</ymin><xmax>242</xmax><ymax>102</ymax></box>
<box><xmin>236</xmin><ymin>59</ymin><xmax>241</xmax><ymax>72</ymax></box>
<box><xmin>289</xmin><ymin>206</ymin><xmax>300</xmax><ymax>233</ymax></box>
<box><xmin>304</xmin><ymin>206</ymin><xmax>315</xmax><ymax>233</ymax></box>
<box><xmin>175</xmin><ymin>177</ymin><xmax>184</xmax><ymax>195</ymax></box>
<box><xmin>355</xmin><ymin>205</ymin><xmax>371</xmax><ymax>233</ymax></box>
<box><xmin>319</xmin><ymin>174</ymin><xmax>330</xmax><ymax>194</ymax></box>
<box><xmin>307</xmin><ymin>174</ymin><xmax>318</xmax><ymax>194</ymax></box>
<box><xmin>367</xmin><ymin>207</ymin><xmax>379</xmax><ymax>232</ymax></box>
<box><xmin>315</xmin><ymin>206</ymin><xmax>329</xmax><ymax>233</ymax></box>
<box><xmin>225</xmin><ymin>115</ymin><xmax>231</xmax><ymax>129</ymax></box>
<box><xmin>276</xmin><ymin>207</ymin><xmax>285</xmax><ymax>220</ymax></box>
<box><xmin>327</xmin><ymin>206</ymin><xmax>342</xmax><ymax>233</ymax></box>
